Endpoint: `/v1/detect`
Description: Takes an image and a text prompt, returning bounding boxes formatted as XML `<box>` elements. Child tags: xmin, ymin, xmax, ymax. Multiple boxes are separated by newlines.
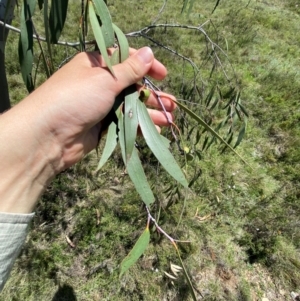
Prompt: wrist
<box><xmin>0</xmin><ymin>98</ymin><xmax>61</xmax><ymax>213</ymax></box>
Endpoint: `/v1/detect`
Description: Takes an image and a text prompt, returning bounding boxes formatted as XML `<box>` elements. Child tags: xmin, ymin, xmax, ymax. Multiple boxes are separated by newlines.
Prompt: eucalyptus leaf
<box><xmin>173</xmin><ymin>99</ymin><xmax>250</xmax><ymax>167</ymax></box>
<box><xmin>43</xmin><ymin>0</ymin><xmax>54</xmax><ymax>74</ymax></box>
<box><xmin>49</xmin><ymin>0</ymin><xmax>69</xmax><ymax>44</ymax></box>
<box><xmin>124</xmin><ymin>86</ymin><xmax>139</xmax><ymax>161</ymax></box>
<box><xmin>96</xmin><ymin>121</ymin><xmax>118</xmax><ymax>171</ymax></box>
<box><xmin>118</xmin><ymin>110</ymin><xmax>126</xmax><ymax>163</ymax></box>
<box><xmin>233</xmin><ymin>122</ymin><xmax>247</xmax><ymax>149</ymax></box>
<box><xmin>126</xmin><ymin>147</ymin><xmax>155</xmax><ymax>206</ymax></box>
<box><xmin>136</xmin><ymin>100</ymin><xmax>188</xmax><ymax>188</ymax></box>
<box><xmin>18</xmin><ymin>0</ymin><xmax>36</xmax><ymax>92</ymax></box>
<box><xmin>89</xmin><ymin>1</ymin><xmax>115</xmax><ymax>76</ymax></box>
<box><xmin>120</xmin><ymin>227</ymin><xmax>150</xmax><ymax>277</ymax></box>
<box><xmin>174</xmin><ymin>245</ymin><xmax>197</xmax><ymax>301</ymax></box>
<box><xmin>92</xmin><ymin>0</ymin><xmax>115</xmax><ymax>47</ymax></box>
<box><xmin>112</xmin><ymin>23</ymin><xmax>129</xmax><ymax>62</ymax></box>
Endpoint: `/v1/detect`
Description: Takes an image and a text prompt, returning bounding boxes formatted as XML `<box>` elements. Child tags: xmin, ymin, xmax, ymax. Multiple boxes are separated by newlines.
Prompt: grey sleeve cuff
<box><xmin>0</xmin><ymin>212</ymin><xmax>35</xmax><ymax>291</ymax></box>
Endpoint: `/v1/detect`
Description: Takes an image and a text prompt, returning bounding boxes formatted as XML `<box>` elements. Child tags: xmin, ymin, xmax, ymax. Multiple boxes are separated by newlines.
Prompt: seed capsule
<box><xmin>139</xmin><ymin>89</ymin><xmax>151</xmax><ymax>102</ymax></box>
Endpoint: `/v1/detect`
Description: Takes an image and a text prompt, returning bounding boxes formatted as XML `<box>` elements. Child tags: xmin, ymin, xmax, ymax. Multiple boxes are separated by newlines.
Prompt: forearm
<box><xmin>0</xmin><ymin>96</ymin><xmax>59</xmax><ymax>213</ymax></box>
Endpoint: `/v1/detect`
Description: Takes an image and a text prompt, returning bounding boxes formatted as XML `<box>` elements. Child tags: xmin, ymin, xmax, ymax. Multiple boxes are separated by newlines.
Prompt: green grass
<box><xmin>1</xmin><ymin>0</ymin><xmax>300</xmax><ymax>300</ymax></box>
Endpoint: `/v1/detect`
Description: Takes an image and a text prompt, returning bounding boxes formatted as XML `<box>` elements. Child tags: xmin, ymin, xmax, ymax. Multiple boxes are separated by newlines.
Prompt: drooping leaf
<box><xmin>110</xmin><ymin>48</ymin><xmax>120</xmax><ymax>65</ymax></box>
<box><xmin>89</xmin><ymin>1</ymin><xmax>115</xmax><ymax>76</ymax></box>
<box><xmin>18</xmin><ymin>0</ymin><xmax>36</xmax><ymax>92</ymax></box>
<box><xmin>233</xmin><ymin>122</ymin><xmax>247</xmax><ymax>149</ymax></box>
<box><xmin>212</xmin><ymin>0</ymin><xmax>222</xmax><ymax>14</ymax></box>
<box><xmin>124</xmin><ymin>86</ymin><xmax>139</xmax><ymax>161</ymax></box>
<box><xmin>205</xmin><ymin>85</ymin><xmax>216</xmax><ymax>107</ymax></box>
<box><xmin>181</xmin><ymin>0</ymin><xmax>195</xmax><ymax>15</ymax></box>
<box><xmin>49</xmin><ymin>0</ymin><xmax>69</xmax><ymax>44</ymax></box>
<box><xmin>126</xmin><ymin>147</ymin><xmax>155</xmax><ymax>206</ymax></box>
<box><xmin>174</xmin><ymin>245</ymin><xmax>198</xmax><ymax>301</ymax></box>
<box><xmin>38</xmin><ymin>0</ymin><xmax>44</xmax><ymax>10</ymax></box>
<box><xmin>120</xmin><ymin>227</ymin><xmax>150</xmax><ymax>277</ymax></box>
<box><xmin>118</xmin><ymin>110</ymin><xmax>126</xmax><ymax>162</ymax></box>
<box><xmin>238</xmin><ymin>103</ymin><xmax>249</xmax><ymax>118</ymax></box>
<box><xmin>92</xmin><ymin>0</ymin><xmax>115</xmax><ymax>47</ymax></box>
<box><xmin>96</xmin><ymin>121</ymin><xmax>118</xmax><ymax>171</ymax></box>
<box><xmin>173</xmin><ymin>99</ymin><xmax>250</xmax><ymax>167</ymax></box>
<box><xmin>112</xmin><ymin>23</ymin><xmax>129</xmax><ymax>62</ymax></box>
<box><xmin>136</xmin><ymin>100</ymin><xmax>188</xmax><ymax>188</ymax></box>
<box><xmin>43</xmin><ymin>0</ymin><xmax>54</xmax><ymax>74</ymax></box>
<box><xmin>160</xmin><ymin>134</ymin><xmax>171</xmax><ymax>148</ymax></box>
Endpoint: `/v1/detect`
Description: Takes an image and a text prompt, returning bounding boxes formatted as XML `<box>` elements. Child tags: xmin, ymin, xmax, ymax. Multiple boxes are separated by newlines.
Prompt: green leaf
<box><xmin>43</xmin><ymin>0</ymin><xmax>54</xmax><ymax>74</ymax></box>
<box><xmin>96</xmin><ymin>121</ymin><xmax>118</xmax><ymax>171</ymax></box>
<box><xmin>174</xmin><ymin>246</ymin><xmax>197</xmax><ymax>301</ymax></box>
<box><xmin>118</xmin><ymin>110</ymin><xmax>127</xmax><ymax>163</ymax></box>
<box><xmin>112</xmin><ymin>23</ymin><xmax>129</xmax><ymax>62</ymax></box>
<box><xmin>160</xmin><ymin>134</ymin><xmax>171</xmax><ymax>148</ymax></box>
<box><xmin>136</xmin><ymin>100</ymin><xmax>188</xmax><ymax>188</ymax></box>
<box><xmin>38</xmin><ymin>0</ymin><xmax>44</xmax><ymax>10</ymax></box>
<box><xmin>92</xmin><ymin>0</ymin><xmax>115</xmax><ymax>47</ymax></box>
<box><xmin>212</xmin><ymin>0</ymin><xmax>222</xmax><ymax>14</ymax></box>
<box><xmin>173</xmin><ymin>99</ymin><xmax>251</xmax><ymax>167</ymax></box>
<box><xmin>238</xmin><ymin>103</ymin><xmax>249</xmax><ymax>118</ymax></box>
<box><xmin>49</xmin><ymin>0</ymin><xmax>69</xmax><ymax>44</ymax></box>
<box><xmin>233</xmin><ymin>122</ymin><xmax>247</xmax><ymax>149</ymax></box>
<box><xmin>120</xmin><ymin>227</ymin><xmax>150</xmax><ymax>277</ymax></box>
<box><xmin>89</xmin><ymin>1</ymin><xmax>115</xmax><ymax>76</ymax></box>
<box><xmin>124</xmin><ymin>86</ymin><xmax>139</xmax><ymax>161</ymax></box>
<box><xmin>110</xmin><ymin>48</ymin><xmax>120</xmax><ymax>65</ymax></box>
<box><xmin>18</xmin><ymin>0</ymin><xmax>36</xmax><ymax>92</ymax></box>
<box><xmin>126</xmin><ymin>147</ymin><xmax>155</xmax><ymax>206</ymax></box>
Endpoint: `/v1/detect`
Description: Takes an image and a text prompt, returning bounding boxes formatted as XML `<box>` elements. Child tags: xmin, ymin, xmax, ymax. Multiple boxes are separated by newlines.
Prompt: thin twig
<box><xmin>146</xmin><ymin>206</ymin><xmax>189</xmax><ymax>244</ymax></box>
<box><xmin>143</xmin><ymin>77</ymin><xmax>179</xmax><ymax>143</ymax></box>
<box><xmin>0</xmin><ymin>20</ymin><xmax>95</xmax><ymax>50</ymax></box>
<box><xmin>151</xmin><ymin>0</ymin><xmax>168</xmax><ymax>25</ymax></box>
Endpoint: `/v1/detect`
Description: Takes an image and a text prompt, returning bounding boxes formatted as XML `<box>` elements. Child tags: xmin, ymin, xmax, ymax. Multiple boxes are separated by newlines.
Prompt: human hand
<box><xmin>27</xmin><ymin>47</ymin><xmax>176</xmax><ymax>171</ymax></box>
<box><xmin>0</xmin><ymin>47</ymin><xmax>176</xmax><ymax>213</ymax></box>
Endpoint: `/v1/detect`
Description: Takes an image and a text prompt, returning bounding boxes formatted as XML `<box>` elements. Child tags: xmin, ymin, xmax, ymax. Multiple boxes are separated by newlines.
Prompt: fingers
<box><xmin>87</xmin><ymin>47</ymin><xmax>167</xmax><ymax>94</ymax></box>
<box><xmin>147</xmin><ymin>109</ymin><xmax>174</xmax><ymax>126</ymax></box>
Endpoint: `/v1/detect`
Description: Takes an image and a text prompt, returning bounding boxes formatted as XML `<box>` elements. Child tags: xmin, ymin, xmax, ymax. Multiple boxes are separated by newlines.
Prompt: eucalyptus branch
<box><xmin>0</xmin><ymin>20</ymin><xmax>94</xmax><ymax>49</ymax></box>
<box><xmin>151</xmin><ymin>0</ymin><xmax>168</xmax><ymax>25</ymax></box>
<box><xmin>140</xmin><ymin>32</ymin><xmax>199</xmax><ymax>73</ymax></box>
<box><xmin>146</xmin><ymin>206</ymin><xmax>190</xmax><ymax>244</ymax></box>
<box><xmin>126</xmin><ymin>22</ymin><xmax>235</xmax><ymax>81</ymax></box>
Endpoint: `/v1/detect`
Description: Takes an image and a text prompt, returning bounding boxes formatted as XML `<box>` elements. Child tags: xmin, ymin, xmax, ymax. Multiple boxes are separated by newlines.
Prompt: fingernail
<box><xmin>136</xmin><ymin>47</ymin><xmax>153</xmax><ymax>64</ymax></box>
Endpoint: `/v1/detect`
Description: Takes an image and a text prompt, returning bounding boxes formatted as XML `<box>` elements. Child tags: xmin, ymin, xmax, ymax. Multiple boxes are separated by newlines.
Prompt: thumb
<box><xmin>113</xmin><ymin>47</ymin><xmax>154</xmax><ymax>92</ymax></box>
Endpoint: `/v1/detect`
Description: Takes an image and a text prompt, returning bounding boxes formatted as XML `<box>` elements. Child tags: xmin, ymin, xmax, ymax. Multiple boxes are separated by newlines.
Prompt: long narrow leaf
<box><xmin>92</xmin><ymin>0</ymin><xmax>114</xmax><ymax>47</ymax></box>
<box><xmin>18</xmin><ymin>0</ymin><xmax>36</xmax><ymax>92</ymax></box>
<box><xmin>120</xmin><ymin>227</ymin><xmax>150</xmax><ymax>277</ymax></box>
<box><xmin>96</xmin><ymin>121</ymin><xmax>118</xmax><ymax>171</ymax></box>
<box><xmin>124</xmin><ymin>86</ymin><xmax>139</xmax><ymax>161</ymax></box>
<box><xmin>233</xmin><ymin>122</ymin><xmax>247</xmax><ymax>149</ymax></box>
<box><xmin>43</xmin><ymin>0</ymin><xmax>54</xmax><ymax>74</ymax></box>
<box><xmin>112</xmin><ymin>23</ymin><xmax>129</xmax><ymax>62</ymax></box>
<box><xmin>174</xmin><ymin>245</ymin><xmax>198</xmax><ymax>301</ymax></box>
<box><xmin>127</xmin><ymin>147</ymin><xmax>155</xmax><ymax>206</ymax></box>
<box><xmin>173</xmin><ymin>99</ymin><xmax>251</xmax><ymax>167</ymax></box>
<box><xmin>89</xmin><ymin>1</ymin><xmax>115</xmax><ymax>76</ymax></box>
<box><xmin>118</xmin><ymin>110</ymin><xmax>126</xmax><ymax>163</ymax></box>
<box><xmin>49</xmin><ymin>0</ymin><xmax>69</xmax><ymax>44</ymax></box>
<box><xmin>212</xmin><ymin>0</ymin><xmax>222</xmax><ymax>14</ymax></box>
<box><xmin>137</xmin><ymin>100</ymin><xmax>188</xmax><ymax>188</ymax></box>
